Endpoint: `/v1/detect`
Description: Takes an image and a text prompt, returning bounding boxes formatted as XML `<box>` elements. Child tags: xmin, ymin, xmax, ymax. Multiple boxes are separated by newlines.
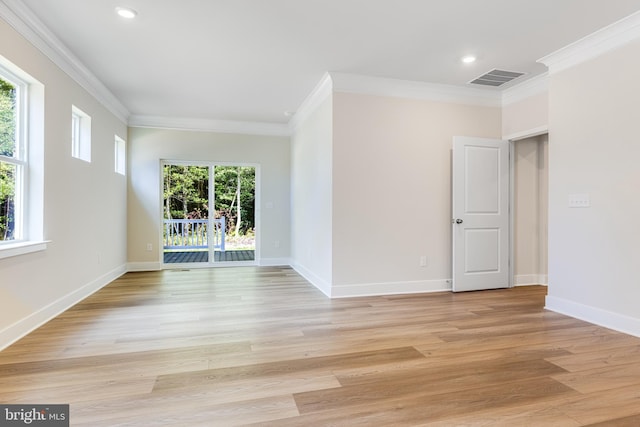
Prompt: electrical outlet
<box><xmin>569</xmin><ymin>193</ymin><xmax>590</xmax><ymax>208</ymax></box>
<box><xmin>146</xmin><ymin>243</ymin><xmax>153</xmax><ymax>251</ymax></box>
<box><xmin>274</xmin><ymin>240</ymin><xmax>280</xmax><ymax>248</ymax></box>
<box><xmin>420</xmin><ymin>256</ymin><xmax>427</xmax><ymax>267</ymax></box>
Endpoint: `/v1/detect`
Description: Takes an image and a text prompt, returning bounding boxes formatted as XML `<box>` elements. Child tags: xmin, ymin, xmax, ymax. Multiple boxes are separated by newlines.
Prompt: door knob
<box><xmin>455</xmin><ymin>219</ymin><xmax>463</xmax><ymax>224</ymax></box>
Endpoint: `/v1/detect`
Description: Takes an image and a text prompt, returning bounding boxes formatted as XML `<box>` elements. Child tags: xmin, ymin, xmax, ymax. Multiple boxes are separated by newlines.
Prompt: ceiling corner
<box><xmin>538</xmin><ymin>9</ymin><xmax>640</xmax><ymax>74</ymax></box>
<box><xmin>0</xmin><ymin>0</ymin><xmax>130</xmax><ymax>123</ymax></box>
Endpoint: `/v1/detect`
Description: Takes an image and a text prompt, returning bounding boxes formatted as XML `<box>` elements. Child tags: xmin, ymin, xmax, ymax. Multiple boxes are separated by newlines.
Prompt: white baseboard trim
<box><xmin>259</xmin><ymin>257</ymin><xmax>292</xmax><ymax>267</ymax></box>
<box><xmin>0</xmin><ymin>264</ymin><xmax>127</xmax><ymax>351</ymax></box>
<box><xmin>545</xmin><ymin>295</ymin><xmax>640</xmax><ymax>338</ymax></box>
<box><xmin>331</xmin><ymin>279</ymin><xmax>452</xmax><ymax>299</ymax></box>
<box><xmin>127</xmin><ymin>262</ymin><xmax>162</xmax><ymax>272</ymax></box>
<box><xmin>291</xmin><ymin>263</ymin><xmax>332</xmax><ymax>297</ymax></box>
<box><xmin>514</xmin><ymin>274</ymin><xmax>548</xmax><ymax>286</ymax></box>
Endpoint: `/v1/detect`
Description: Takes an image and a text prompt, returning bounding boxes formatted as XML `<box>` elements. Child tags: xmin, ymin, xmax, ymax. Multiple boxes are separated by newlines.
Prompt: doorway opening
<box><xmin>162</xmin><ymin>162</ymin><xmax>258</xmax><ymax>266</ymax></box>
<box><xmin>512</xmin><ymin>134</ymin><xmax>548</xmax><ymax>286</ymax></box>
<box><xmin>451</xmin><ymin>133</ymin><xmax>548</xmax><ymax>291</ymax></box>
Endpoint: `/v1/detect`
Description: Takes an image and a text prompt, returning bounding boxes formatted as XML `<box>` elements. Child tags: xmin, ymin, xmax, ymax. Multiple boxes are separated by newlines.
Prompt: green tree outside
<box><xmin>0</xmin><ymin>77</ymin><xmax>16</xmax><ymax>241</ymax></box>
<box><xmin>163</xmin><ymin>164</ymin><xmax>255</xmax><ymax>240</ymax></box>
<box><xmin>214</xmin><ymin>166</ymin><xmax>255</xmax><ymax>235</ymax></box>
<box><xmin>163</xmin><ymin>165</ymin><xmax>209</xmax><ymax>220</ymax></box>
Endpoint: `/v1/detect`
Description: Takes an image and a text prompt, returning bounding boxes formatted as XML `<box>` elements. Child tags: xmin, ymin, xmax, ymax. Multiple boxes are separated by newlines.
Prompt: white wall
<box><xmin>290</xmin><ymin>96</ymin><xmax>333</xmax><ymax>294</ymax></box>
<box><xmin>539</xmin><ymin>136</ymin><xmax>548</xmax><ymax>280</ymax></box>
<box><xmin>331</xmin><ymin>92</ymin><xmax>502</xmax><ymax>296</ymax></box>
<box><xmin>545</xmin><ymin>39</ymin><xmax>640</xmax><ymax>336</ymax></box>
<box><xmin>0</xmin><ymin>18</ymin><xmax>127</xmax><ymax>349</ymax></box>
<box><xmin>502</xmin><ymin>91</ymin><xmax>548</xmax><ymax>139</ymax></box>
<box><xmin>127</xmin><ymin>127</ymin><xmax>290</xmax><ymax>269</ymax></box>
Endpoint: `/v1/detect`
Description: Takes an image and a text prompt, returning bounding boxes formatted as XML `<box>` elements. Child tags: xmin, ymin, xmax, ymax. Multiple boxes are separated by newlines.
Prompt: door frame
<box><xmin>159</xmin><ymin>159</ymin><xmax>261</xmax><ymax>269</ymax></box>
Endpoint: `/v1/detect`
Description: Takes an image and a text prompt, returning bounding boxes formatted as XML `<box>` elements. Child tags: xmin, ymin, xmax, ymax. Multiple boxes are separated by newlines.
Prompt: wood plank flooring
<box><xmin>1</xmin><ymin>267</ymin><xmax>640</xmax><ymax>425</ymax></box>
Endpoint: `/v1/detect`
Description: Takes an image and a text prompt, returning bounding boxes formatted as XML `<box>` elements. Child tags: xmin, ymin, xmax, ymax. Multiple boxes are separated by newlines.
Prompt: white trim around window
<box><xmin>71</xmin><ymin>104</ymin><xmax>91</xmax><ymax>162</ymax></box>
<box><xmin>0</xmin><ymin>54</ymin><xmax>46</xmax><ymax>257</ymax></box>
<box><xmin>114</xmin><ymin>135</ymin><xmax>126</xmax><ymax>175</ymax></box>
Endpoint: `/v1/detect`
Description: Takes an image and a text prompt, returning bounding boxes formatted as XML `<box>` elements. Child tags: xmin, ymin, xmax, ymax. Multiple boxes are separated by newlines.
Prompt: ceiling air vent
<box><xmin>469</xmin><ymin>69</ymin><xmax>525</xmax><ymax>87</ymax></box>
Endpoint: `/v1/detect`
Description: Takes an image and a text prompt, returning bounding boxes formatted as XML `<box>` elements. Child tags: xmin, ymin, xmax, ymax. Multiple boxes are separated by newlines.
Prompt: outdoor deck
<box><xmin>163</xmin><ymin>250</ymin><xmax>255</xmax><ymax>264</ymax></box>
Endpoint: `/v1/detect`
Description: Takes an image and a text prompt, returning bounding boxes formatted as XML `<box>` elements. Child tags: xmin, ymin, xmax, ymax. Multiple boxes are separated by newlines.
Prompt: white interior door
<box><xmin>452</xmin><ymin>136</ymin><xmax>510</xmax><ymax>292</ymax></box>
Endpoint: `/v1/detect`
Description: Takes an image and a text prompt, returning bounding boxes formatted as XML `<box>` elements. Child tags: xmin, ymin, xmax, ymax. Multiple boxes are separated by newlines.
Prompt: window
<box><xmin>0</xmin><ymin>70</ymin><xmax>25</xmax><ymax>243</ymax></box>
<box><xmin>71</xmin><ymin>105</ymin><xmax>91</xmax><ymax>162</ymax></box>
<box><xmin>0</xmin><ymin>57</ymin><xmax>45</xmax><ymax>259</ymax></box>
<box><xmin>114</xmin><ymin>135</ymin><xmax>126</xmax><ymax>175</ymax></box>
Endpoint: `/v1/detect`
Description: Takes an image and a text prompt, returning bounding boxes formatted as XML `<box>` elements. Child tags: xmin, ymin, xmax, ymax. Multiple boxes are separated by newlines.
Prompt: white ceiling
<box><xmin>12</xmin><ymin>0</ymin><xmax>640</xmax><ymax>124</ymax></box>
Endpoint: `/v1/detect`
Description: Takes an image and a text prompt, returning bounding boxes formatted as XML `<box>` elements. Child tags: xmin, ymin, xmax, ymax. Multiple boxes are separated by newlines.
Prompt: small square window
<box><xmin>71</xmin><ymin>105</ymin><xmax>91</xmax><ymax>162</ymax></box>
<box><xmin>114</xmin><ymin>135</ymin><xmax>126</xmax><ymax>175</ymax></box>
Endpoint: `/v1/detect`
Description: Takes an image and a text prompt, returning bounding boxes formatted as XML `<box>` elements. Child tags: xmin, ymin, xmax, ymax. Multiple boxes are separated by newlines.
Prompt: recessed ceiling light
<box><xmin>462</xmin><ymin>55</ymin><xmax>477</xmax><ymax>64</ymax></box>
<box><xmin>116</xmin><ymin>7</ymin><xmax>138</xmax><ymax>19</ymax></box>
<box><xmin>284</xmin><ymin>111</ymin><xmax>296</xmax><ymax>117</ymax></box>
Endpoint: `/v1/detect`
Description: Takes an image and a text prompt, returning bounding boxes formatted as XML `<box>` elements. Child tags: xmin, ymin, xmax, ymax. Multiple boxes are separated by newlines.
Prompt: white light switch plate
<box><xmin>569</xmin><ymin>193</ymin><xmax>590</xmax><ymax>208</ymax></box>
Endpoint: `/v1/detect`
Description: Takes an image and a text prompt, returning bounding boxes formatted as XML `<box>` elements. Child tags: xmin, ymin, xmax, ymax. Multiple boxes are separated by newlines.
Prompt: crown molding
<box><xmin>287</xmin><ymin>71</ymin><xmax>504</xmax><ymax>135</ymax></box>
<box><xmin>329</xmin><ymin>72</ymin><xmax>502</xmax><ymax>107</ymax></box>
<box><xmin>502</xmin><ymin>72</ymin><xmax>548</xmax><ymax>106</ymax></box>
<box><xmin>538</xmin><ymin>10</ymin><xmax>640</xmax><ymax>74</ymax></box>
<box><xmin>0</xmin><ymin>0</ymin><xmax>130</xmax><ymax>123</ymax></box>
<box><xmin>288</xmin><ymin>72</ymin><xmax>333</xmax><ymax>133</ymax></box>
<box><xmin>129</xmin><ymin>115</ymin><xmax>290</xmax><ymax>137</ymax></box>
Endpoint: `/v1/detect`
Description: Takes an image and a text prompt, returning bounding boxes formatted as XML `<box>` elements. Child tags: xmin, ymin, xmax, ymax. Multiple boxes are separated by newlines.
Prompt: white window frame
<box><xmin>0</xmin><ymin>68</ymin><xmax>26</xmax><ymax>243</ymax></box>
<box><xmin>71</xmin><ymin>105</ymin><xmax>91</xmax><ymax>162</ymax></box>
<box><xmin>114</xmin><ymin>135</ymin><xmax>126</xmax><ymax>175</ymax></box>
<box><xmin>0</xmin><ymin>58</ymin><xmax>46</xmax><ymax>259</ymax></box>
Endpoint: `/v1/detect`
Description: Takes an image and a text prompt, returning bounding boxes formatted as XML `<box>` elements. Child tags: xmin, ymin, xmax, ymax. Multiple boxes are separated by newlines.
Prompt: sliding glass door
<box><xmin>162</xmin><ymin>162</ymin><xmax>257</xmax><ymax>266</ymax></box>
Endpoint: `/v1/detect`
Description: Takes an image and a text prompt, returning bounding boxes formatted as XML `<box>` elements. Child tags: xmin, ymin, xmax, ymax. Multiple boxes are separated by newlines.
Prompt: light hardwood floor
<box><xmin>2</xmin><ymin>267</ymin><xmax>640</xmax><ymax>426</ymax></box>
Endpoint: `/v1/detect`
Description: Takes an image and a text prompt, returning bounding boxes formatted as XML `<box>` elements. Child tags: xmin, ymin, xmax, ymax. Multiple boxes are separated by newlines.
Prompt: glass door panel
<box><xmin>162</xmin><ymin>164</ymin><xmax>210</xmax><ymax>264</ymax></box>
<box><xmin>213</xmin><ymin>166</ymin><xmax>256</xmax><ymax>263</ymax></box>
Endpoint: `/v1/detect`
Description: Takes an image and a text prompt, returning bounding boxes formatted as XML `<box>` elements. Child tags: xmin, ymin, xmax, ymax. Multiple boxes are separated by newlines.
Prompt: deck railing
<box><xmin>163</xmin><ymin>218</ymin><xmax>225</xmax><ymax>252</ymax></box>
